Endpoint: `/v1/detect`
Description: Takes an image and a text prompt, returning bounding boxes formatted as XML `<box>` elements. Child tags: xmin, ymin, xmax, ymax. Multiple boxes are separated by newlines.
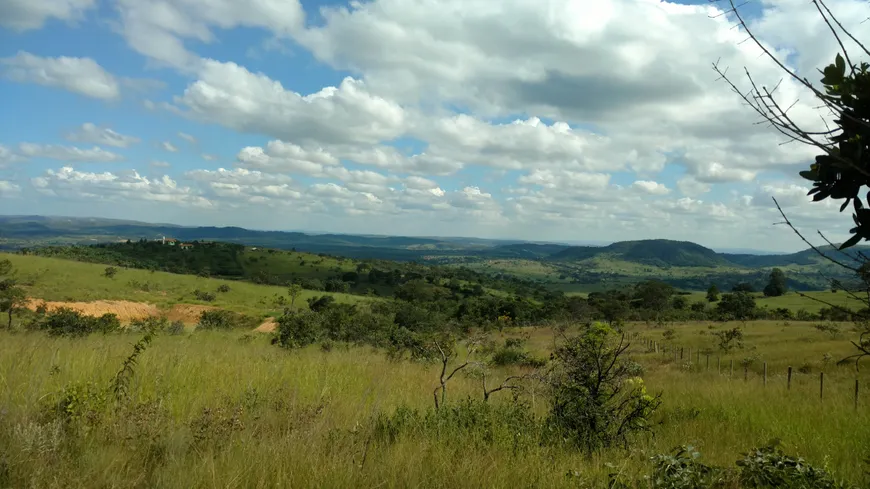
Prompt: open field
<box><xmin>0</xmin><ymin>319</ymin><xmax>867</xmax><ymax>488</ymax></box>
<box><xmin>0</xmin><ymin>253</ymin><xmax>372</xmax><ymax>321</ymax></box>
<box><xmin>3</xmin><ymin>252</ymin><xmax>870</xmax><ymax>487</ymax></box>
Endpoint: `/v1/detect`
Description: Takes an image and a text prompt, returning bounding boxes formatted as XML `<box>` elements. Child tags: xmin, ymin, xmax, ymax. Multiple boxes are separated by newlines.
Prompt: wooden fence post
<box><xmin>856</xmin><ymin>379</ymin><xmax>860</xmax><ymax>410</ymax></box>
<box><xmin>820</xmin><ymin>372</ymin><xmax>824</xmax><ymax>401</ymax></box>
<box><xmin>706</xmin><ymin>354</ymin><xmax>710</xmax><ymax>370</ymax></box>
<box><xmin>763</xmin><ymin>362</ymin><xmax>767</xmax><ymax>386</ymax></box>
<box><xmin>680</xmin><ymin>347</ymin><xmax>684</xmax><ymax>360</ymax></box>
<box><xmin>655</xmin><ymin>342</ymin><xmax>658</xmax><ymax>354</ymax></box>
<box><xmin>787</xmin><ymin>366</ymin><xmax>792</xmax><ymax>390</ymax></box>
<box><xmin>744</xmin><ymin>364</ymin><xmax>748</xmax><ymax>381</ymax></box>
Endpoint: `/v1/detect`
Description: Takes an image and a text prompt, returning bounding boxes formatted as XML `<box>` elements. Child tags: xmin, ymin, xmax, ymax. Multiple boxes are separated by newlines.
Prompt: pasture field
<box><xmin>0</xmin><ymin>253</ymin><xmax>371</xmax><ymax>320</ymax></box>
<box><xmin>0</xmin><ymin>318</ymin><xmax>868</xmax><ymax>488</ymax></box>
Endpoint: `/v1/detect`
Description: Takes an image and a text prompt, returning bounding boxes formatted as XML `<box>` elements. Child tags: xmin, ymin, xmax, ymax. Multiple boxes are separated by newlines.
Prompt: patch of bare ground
<box><xmin>166</xmin><ymin>304</ymin><xmax>218</xmax><ymax>323</ymax></box>
<box><xmin>254</xmin><ymin>317</ymin><xmax>277</xmax><ymax>333</ymax></box>
<box><xmin>24</xmin><ymin>299</ymin><xmax>159</xmax><ymax>321</ymax></box>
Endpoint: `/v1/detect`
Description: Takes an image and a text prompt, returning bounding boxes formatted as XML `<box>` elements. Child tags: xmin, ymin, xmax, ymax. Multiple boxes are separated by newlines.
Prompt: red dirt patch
<box><xmin>24</xmin><ymin>299</ymin><xmax>159</xmax><ymax>322</ymax></box>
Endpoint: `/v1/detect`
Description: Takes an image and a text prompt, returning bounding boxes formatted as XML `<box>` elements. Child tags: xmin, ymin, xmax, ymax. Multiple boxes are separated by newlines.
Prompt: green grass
<box><xmin>2</xmin><ymin>253</ymin><xmax>870</xmax><ymax>486</ymax></box>
<box><xmin>1</xmin><ymin>253</ymin><xmax>373</xmax><ymax>318</ymax></box>
<box><xmin>0</xmin><ymin>320</ymin><xmax>868</xmax><ymax>487</ymax></box>
<box><xmin>680</xmin><ymin>290</ymin><xmax>866</xmax><ymax>314</ymax></box>
<box><xmin>755</xmin><ymin>290</ymin><xmax>867</xmax><ymax>313</ymax></box>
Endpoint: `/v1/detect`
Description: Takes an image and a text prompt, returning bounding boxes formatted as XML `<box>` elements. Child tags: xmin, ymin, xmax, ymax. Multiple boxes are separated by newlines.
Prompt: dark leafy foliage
<box><xmin>736</xmin><ymin>440</ymin><xmax>855</xmax><ymax>489</ymax></box>
<box><xmin>196</xmin><ymin>309</ymin><xmax>258</xmax><ymax>331</ymax></box>
<box><xmin>798</xmin><ymin>57</ymin><xmax>870</xmax><ymax>250</ymax></box>
<box><xmin>35</xmin><ymin>308</ymin><xmax>121</xmax><ymax>337</ymax></box>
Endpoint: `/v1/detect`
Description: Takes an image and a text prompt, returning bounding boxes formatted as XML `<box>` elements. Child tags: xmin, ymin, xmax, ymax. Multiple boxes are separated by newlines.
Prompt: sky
<box><xmin>0</xmin><ymin>0</ymin><xmax>867</xmax><ymax>252</ymax></box>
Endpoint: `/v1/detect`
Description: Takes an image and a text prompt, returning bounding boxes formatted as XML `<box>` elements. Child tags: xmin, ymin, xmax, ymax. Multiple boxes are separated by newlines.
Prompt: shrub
<box><xmin>736</xmin><ymin>441</ymin><xmax>849</xmax><ymax>488</ymax></box>
<box><xmin>196</xmin><ymin>310</ymin><xmax>257</xmax><ymax>331</ymax></box>
<box><xmin>650</xmin><ymin>445</ymin><xmax>726</xmax><ymax>489</ymax></box>
<box><xmin>307</xmin><ymin>295</ymin><xmax>335</xmax><ymax>312</ymax></box>
<box><xmin>38</xmin><ymin>308</ymin><xmax>121</xmax><ymax>337</ymax></box>
<box><xmin>167</xmin><ymin>320</ymin><xmax>185</xmax><ymax>335</ymax></box>
<box><xmin>489</xmin><ymin>338</ymin><xmax>546</xmax><ymax>368</ymax></box>
<box><xmin>44</xmin><ymin>380</ymin><xmax>108</xmax><ymax>426</ymax></box>
<box><xmin>274</xmin><ymin>311</ymin><xmax>322</xmax><ymax>348</ymax></box>
<box><xmin>128</xmin><ymin>316</ymin><xmax>168</xmax><ymax>333</ymax></box>
<box><xmin>216</xmin><ymin>284</ymin><xmax>231</xmax><ymax>293</ymax></box>
<box><xmin>717</xmin><ymin>292</ymin><xmax>756</xmax><ymax>321</ymax></box>
<box><xmin>103</xmin><ymin>266</ymin><xmax>118</xmax><ymax>279</ymax></box>
<box><xmin>713</xmin><ymin>327</ymin><xmax>744</xmax><ymax>352</ymax></box>
<box><xmin>127</xmin><ymin>280</ymin><xmax>156</xmax><ymax>292</ymax></box>
<box><xmin>193</xmin><ymin>290</ymin><xmax>216</xmax><ymax>302</ymax></box>
<box><xmin>544</xmin><ymin>322</ymin><xmax>661</xmax><ymax>453</ymax></box>
<box><xmin>814</xmin><ymin>322</ymin><xmax>841</xmax><ymax>338</ymax></box>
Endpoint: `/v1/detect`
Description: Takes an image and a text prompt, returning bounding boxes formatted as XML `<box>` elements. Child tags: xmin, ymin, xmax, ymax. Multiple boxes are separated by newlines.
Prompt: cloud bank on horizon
<box><xmin>0</xmin><ymin>0</ymin><xmax>866</xmax><ymax>252</ymax></box>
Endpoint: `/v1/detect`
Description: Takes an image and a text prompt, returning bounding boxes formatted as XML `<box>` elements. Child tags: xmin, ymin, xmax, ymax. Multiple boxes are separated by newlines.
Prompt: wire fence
<box><xmin>638</xmin><ymin>338</ymin><xmax>862</xmax><ymax>408</ymax></box>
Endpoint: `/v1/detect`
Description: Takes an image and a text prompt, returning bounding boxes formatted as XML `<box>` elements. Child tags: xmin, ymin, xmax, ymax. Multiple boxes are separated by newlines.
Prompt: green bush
<box><xmin>38</xmin><ymin>308</ymin><xmax>121</xmax><ymax>337</ymax></box>
<box><xmin>650</xmin><ymin>445</ymin><xmax>727</xmax><ymax>489</ymax></box>
<box><xmin>545</xmin><ymin>323</ymin><xmax>661</xmax><ymax>453</ymax></box>
<box><xmin>128</xmin><ymin>316</ymin><xmax>168</xmax><ymax>333</ymax></box>
<box><xmin>489</xmin><ymin>338</ymin><xmax>546</xmax><ymax>368</ymax></box>
<box><xmin>274</xmin><ymin>311</ymin><xmax>322</xmax><ymax>348</ymax></box>
<box><xmin>193</xmin><ymin>290</ymin><xmax>216</xmax><ymax>302</ymax></box>
<box><xmin>737</xmin><ymin>441</ymin><xmax>853</xmax><ymax>489</ymax></box>
<box><xmin>196</xmin><ymin>310</ymin><xmax>257</xmax><ymax>331</ymax></box>
<box><xmin>167</xmin><ymin>320</ymin><xmax>185</xmax><ymax>335</ymax></box>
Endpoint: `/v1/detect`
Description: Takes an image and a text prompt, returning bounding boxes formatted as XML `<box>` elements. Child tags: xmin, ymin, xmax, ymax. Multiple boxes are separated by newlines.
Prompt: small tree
<box><xmin>706</xmin><ymin>284</ymin><xmax>720</xmax><ymax>303</ymax></box>
<box><xmin>717</xmin><ymin>292</ymin><xmax>757</xmax><ymax>321</ymax></box>
<box><xmin>103</xmin><ymin>266</ymin><xmax>118</xmax><ymax>279</ymax></box>
<box><xmin>0</xmin><ymin>259</ymin><xmax>26</xmax><ymax>329</ymax></box>
<box><xmin>287</xmin><ymin>284</ymin><xmax>303</xmax><ymax>310</ymax></box>
<box><xmin>763</xmin><ymin>268</ymin><xmax>788</xmax><ymax>297</ymax></box>
<box><xmin>731</xmin><ymin>283</ymin><xmax>755</xmax><ymax>293</ymax></box>
<box><xmin>714</xmin><ymin>327</ymin><xmax>745</xmax><ymax>352</ymax></box>
<box><xmin>0</xmin><ymin>285</ymin><xmax>25</xmax><ymax>329</ymax></box>
<box><xmin>545</xmin><ymin>323</ymin><xmax>661</xmax><ymax>453</ymax></box>
<box><xmin>275</xmin><ymin>310</ymin><xmax>322</xmax><ymax>348</ymax></box>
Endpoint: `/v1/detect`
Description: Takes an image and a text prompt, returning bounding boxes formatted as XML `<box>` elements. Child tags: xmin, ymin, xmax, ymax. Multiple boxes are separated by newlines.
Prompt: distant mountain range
<box><xmin>0</xmin><ymin>215</ymin><xmax>865</xmax><ymax>277</ymax></box>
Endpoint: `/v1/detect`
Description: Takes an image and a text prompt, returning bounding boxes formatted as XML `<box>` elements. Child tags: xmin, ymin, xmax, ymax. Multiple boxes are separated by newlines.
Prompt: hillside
<box><xmin>0</xmin><ymin>252</ymin><xmax>371</xmax><ymax>319</ymax></box>
<box><xmin>551</xmin><ymin>239</ymin><xmax>730</xmax><ymax>267</ymax></box>
<box><xmin>4</xmin><ymin>215</ymin><xmax>870</xmax><ymax>292</ymax></box>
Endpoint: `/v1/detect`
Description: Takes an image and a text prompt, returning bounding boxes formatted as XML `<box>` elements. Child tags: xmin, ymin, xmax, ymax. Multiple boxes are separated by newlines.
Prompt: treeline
<box><xmin>23</xmin><ymin>241</ymin><xmax>246</xmax><ymax>277</ymax></box>
<box><xmin>20</xmin><ymin>241</ymin><xmax>556</xmax><ymax>299</ymax></box>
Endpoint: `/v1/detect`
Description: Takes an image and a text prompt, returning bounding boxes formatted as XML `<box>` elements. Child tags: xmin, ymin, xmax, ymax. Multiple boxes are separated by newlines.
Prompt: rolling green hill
<box><xmin>550</xmin><ymin>239</ymin><xmax>731</xmax><ymax>267</ymax></box>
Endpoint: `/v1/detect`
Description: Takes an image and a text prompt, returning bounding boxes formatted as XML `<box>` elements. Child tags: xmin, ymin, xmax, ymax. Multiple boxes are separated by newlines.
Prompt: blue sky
<box><xmin>0</xmin><ymin>0</ymin><xmax>861</xmax><ymax>251</ymax></box>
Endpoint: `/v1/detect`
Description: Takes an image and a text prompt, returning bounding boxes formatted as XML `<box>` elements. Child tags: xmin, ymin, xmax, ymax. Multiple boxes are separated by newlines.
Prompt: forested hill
<box><xmin>547</xmin><ymin>239</ymin><xmax>870</xmax><ymax>269</ymax></box>
<box><xmin>549</xmin><ymin>240</ymin><xmax>730</xmax><ymax>267</ymax></box>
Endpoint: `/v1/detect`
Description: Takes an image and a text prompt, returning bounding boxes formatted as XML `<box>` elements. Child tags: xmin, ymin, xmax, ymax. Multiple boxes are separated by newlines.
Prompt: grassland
<box><xmin>0</xmin><ymin>252</ymin><xmax>372</xmax><ymax>320</ymax></box>
<box><xmin>3</xmin><ymin>252</ymin><xmax>870</xmax><ymax>487</ymax></box>
<box><xmin>0</xmin><ymin>318</ymin><xmax>867</xmax><ymax>488</ymax></box>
